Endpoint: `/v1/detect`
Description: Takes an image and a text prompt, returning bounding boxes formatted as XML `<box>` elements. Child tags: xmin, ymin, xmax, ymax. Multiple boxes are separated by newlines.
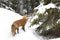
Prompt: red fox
<box><xmin>11</xmin><ymin>14</ymin><xmax>28</xmax><ymax>36</ymax></box>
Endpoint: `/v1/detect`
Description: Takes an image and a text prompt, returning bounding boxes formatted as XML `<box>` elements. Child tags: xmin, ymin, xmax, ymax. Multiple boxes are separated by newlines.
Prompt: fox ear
<box><xmin>23</xmin><ymin>14</ymin><xmax>28</xmax><ymax>17</ymax></box>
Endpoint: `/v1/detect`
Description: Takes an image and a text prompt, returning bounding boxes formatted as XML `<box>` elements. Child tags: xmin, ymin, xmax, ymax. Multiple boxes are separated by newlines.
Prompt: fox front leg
<box><xmin>22</xmin><ymin>26</ymin><xmax>25</xmax><ymax>31</ymax></box>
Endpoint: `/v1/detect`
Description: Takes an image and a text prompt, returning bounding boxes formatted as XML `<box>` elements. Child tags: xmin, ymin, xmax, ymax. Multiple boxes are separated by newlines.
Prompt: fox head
<box><xmin>23</xmin><ymin>14</ymin><xmax>28</xmax><ymax>19</ymax></box>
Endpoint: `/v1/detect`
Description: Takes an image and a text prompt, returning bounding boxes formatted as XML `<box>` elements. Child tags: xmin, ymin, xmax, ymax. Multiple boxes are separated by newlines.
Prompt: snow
<box><xmin>49</xmin><ymin>38</ymin><xmax>60</xmax><ymax>40</ymax></box>
<box><xmin>0</xmin><ymin>8</ymin><xmax>22</xmax><ymax>40</ymax></box>
<box><xmin>0</xmin><ymin>8</ymin><xmax>45</xmax><ymax>40</ymax></box>
<box><xmin>22</xmin><ymin>9</ymin><xmax>27</xmax><ymax>14</ymax></box>
<box><xmin>56</xmin><ymin>19</ymin><xmax>60</xmax><ymax>23</ymax></box>
<box><xmin>34</xmin><ymin>3</ymin><xmax>56</xmax><ymax>14</ymax></box>
<box><xmin>30</xmin><ymin>15</ymin><xmax>38</xmax><ymax>22</ymax></box>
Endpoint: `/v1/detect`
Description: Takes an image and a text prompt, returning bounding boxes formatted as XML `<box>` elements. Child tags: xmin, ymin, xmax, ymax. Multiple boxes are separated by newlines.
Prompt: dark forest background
<box><xmin>0</xmin><ymin>0</ymin><xmax>40</xmax><ymax>15</ymax></box>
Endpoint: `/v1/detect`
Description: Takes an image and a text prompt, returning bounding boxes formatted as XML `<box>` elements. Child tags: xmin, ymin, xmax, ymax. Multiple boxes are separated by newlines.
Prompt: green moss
<box><xmin>43</xmin><ymin>0</ymin><xmax>51</xmax><ymax>5</ymax></box>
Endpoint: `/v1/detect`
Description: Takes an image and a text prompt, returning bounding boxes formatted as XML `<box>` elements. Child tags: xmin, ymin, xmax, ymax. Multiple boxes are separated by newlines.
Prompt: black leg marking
<box><xmin>22</xmin><ymin>26</ymin><xmax>25</xmax><ymax>31</ymax></box>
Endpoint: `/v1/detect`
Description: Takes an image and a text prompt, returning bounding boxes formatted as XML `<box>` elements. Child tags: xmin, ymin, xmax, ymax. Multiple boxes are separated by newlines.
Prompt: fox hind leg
<box><xmin>17</xmin><ymin>28</ymin><xmax>19</xmax><ymax>34</ymax></box>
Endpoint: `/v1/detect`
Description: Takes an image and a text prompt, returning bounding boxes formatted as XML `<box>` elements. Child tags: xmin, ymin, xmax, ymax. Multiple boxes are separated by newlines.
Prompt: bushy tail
<box><xmin>11</xmin><ymin>25</ymin><xmax>14</xmax><ymax>33</ymax></box>
<box><xmin>11</xmin><ymin>24</ymin><xmax>16</xmax><ymax>36</ymax></box>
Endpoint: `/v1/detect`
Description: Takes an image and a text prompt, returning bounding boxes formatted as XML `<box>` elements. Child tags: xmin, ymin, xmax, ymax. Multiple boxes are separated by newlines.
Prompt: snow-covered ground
<box><xmin>0</xmin><ymin>8</ymin><xmax>46</xmax><ymax>40</ymax></box>
<box><xmin>0</xmin><ymin>2</ymin><xmax>60</xmax><ymax>40</ymax></box>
